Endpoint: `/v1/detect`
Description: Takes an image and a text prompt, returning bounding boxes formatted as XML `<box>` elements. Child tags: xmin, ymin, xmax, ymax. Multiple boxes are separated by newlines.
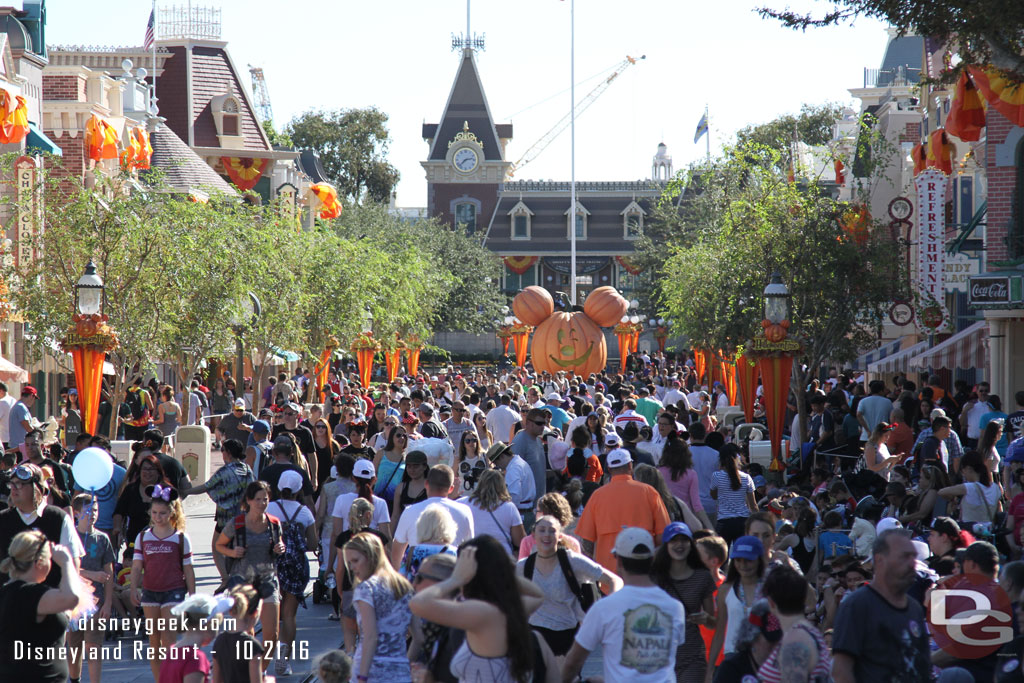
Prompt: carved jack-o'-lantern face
<box><xmin>531</xmin><ymin>311</ymin><xmax>607</xmax><ymax>377</ymax></box>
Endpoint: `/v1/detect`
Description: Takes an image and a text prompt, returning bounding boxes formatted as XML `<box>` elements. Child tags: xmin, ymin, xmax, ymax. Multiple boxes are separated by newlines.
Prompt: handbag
<box><xmin>485</xmin><ymin>506</ymin><xmax>517</xmax><ymax>555</ymax></box>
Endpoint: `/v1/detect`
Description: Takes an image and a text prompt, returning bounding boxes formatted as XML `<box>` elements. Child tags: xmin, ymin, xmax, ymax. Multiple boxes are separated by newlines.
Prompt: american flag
<box><xmin>143</xmin><ymin>9</ymin><xmax>155</xmax><ymax>51</ymax></box>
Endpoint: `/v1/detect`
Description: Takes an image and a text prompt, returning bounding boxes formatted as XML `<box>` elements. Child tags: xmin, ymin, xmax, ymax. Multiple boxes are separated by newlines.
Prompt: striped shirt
<box><xmin>710</xmin><ymin>470</ymin><xmax>754</xmax><ymax>519</ymax></box>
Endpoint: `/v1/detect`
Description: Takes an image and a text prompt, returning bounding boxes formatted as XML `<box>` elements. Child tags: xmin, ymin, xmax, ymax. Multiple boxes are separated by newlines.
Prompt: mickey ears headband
<box><xmin>145</xmin><ymin>483</ymin><xmax>180</xmax><ymax>502</ymax></box>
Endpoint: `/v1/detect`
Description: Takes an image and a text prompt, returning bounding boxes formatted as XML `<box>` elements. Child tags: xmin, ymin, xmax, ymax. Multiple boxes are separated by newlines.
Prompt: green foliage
<box><xmin>285</xmin><ymin>108</ymin><xmax>400</xmax><ymax>203</ymax></box>
<box><xmin>261</xmin><ymin>119</ymin><xmax>293</xmax><ymax>148</ymax></box>
<box><xmin>736</xmin><ymin>103</ymin><xmax>844</xmax><ymax>170</ymax></box>
<box><xmin>758</xmin><ymin>0</ymin><xmax>1024</xmax><ymax>82</ymax></box>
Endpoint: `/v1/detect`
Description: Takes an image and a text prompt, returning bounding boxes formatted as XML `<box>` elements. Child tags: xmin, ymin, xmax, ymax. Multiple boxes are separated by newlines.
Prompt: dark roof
<box><xmin>425</xmin><ymin>49</ymin><xmax>507</xmax><ymax>162</ymax></box>
<box><xmin>154</xmin><ymin>44</ymin><xmax>270</xmax><ymax>151</ymax></box>
<box><xmin>877</xmin><ymin>36</ymin><xmax>923</xmax><ymax>86</ymax></box>
<box><xmin>145</xmin><ymin>124</ymin><xmax>237</xmax><ymax>196</ymax></box>
<box><xmin>298</xmin><ymin>149</ymin><xmax>327</xmax><ymax>184</ymax></box>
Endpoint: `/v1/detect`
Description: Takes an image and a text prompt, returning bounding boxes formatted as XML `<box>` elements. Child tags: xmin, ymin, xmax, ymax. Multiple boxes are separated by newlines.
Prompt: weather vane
<box><xmin>451</xmin><ymin>0</ymin><xmax>485</xmax><ymax>52</ymax></box>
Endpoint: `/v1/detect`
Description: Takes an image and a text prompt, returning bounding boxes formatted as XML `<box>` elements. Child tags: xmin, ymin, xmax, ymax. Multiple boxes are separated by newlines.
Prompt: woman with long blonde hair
<box><xmin>334</xmin><ymin>497</ymin><xmax>390</xmax><ymax>654</ymax></box>
<box><xmin>343</xmin><ymin>532</ymin><xmax>413</xmax><ymax>682</ymax></box>
<box><xmin>464</xmin><ymin>468</ymin><xmax>526</xmax><ymax>555</ymax></box>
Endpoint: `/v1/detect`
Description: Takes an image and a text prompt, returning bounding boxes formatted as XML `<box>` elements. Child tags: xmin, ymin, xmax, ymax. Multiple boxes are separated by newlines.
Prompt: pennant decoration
<box><xmin>968</xmin><ymin>66</ymin><xmax>1024</xmax><ymax>128</ymax></box>
<box><xmin>85</xmin><ymin>115</ymin><xmax>120</xmax><ymax>161</ymax></box>
<box><xmin>615</xmin><ymin>254</ymin><xmax>644</xmax><ymax>275</ymax></box>
<box><xmin>309</xmin><ymin>183</ymin><xmax>342</xmax><ymax>220</ymax></box>
<box><xmin>945</xmin><ymin>71</ymin><xmax>986</xmax><ymax>142</ymax></box>
<box><xmin>133</xmin><ymin>127</ymin><xmax>152</xmax><ymax>170</ymax></box>
<box><xmin>503</xmin><ymin>255</ymin><xmax>538</xmax><ymax>275</ymax></box>
<box><xmin>221</xmin><ymin>157</ymin><xmax>271</xmax><ymax>191</ymax></box>
<box><xmin>833</xmin><ymin>158</ymin><xmax>845</xmax><ymax>186</ymax></box>
<box><xmin>0</xmin><ymin>91</ymin><xmax>28</xmax><ymax>145</ymax></box>
<box><xmin>926</xmin><ymin>128</ymin><xmax>954</xmax><ymax>175</ymax></box>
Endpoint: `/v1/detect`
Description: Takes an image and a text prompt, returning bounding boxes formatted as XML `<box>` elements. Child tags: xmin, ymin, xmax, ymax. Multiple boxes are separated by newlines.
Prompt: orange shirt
<box><xmin>575</xmin><ymin>474</ymin><xmax>671</xmax><ymax>571</ymax></box>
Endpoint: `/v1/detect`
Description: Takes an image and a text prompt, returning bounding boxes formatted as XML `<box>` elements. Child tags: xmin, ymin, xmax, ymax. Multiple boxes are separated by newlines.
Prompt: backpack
<box><xmin>225</xmin><ymin>513</ymin><xmax>282</xmax><ymax>578</ymax></box>
<box><xmin>125</xmin><ymin>388</ymin><xmax>145</xmax><ymax>420</ymax></box>
<box><xmin>274</xmin><ymin>502</ymin><xmax>310</xmax><ymax>599</ymax></box>
<box><xmin>523</xmin><ymin>547</ymin><xmax>600</xmax><ymax>612</ymax></box>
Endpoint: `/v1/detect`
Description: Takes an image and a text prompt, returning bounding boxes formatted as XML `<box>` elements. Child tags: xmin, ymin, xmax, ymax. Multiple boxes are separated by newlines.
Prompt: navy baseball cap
<box><xmin>252</xmin><ymin>420</ymin><xmax>270</xmax><ymax>434</ymax></box>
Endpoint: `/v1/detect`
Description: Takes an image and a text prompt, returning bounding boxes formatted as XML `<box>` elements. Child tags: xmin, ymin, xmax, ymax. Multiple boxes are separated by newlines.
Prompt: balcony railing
<box><xmin>863</xmin><ymin>66</ymin><xmax>921</xmax><ymax>88</ymax></box>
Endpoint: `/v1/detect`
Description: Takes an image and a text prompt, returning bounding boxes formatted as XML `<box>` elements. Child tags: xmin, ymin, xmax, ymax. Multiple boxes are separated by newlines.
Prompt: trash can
<box><xmin>110</xmin><ymin>440</ymin><xmax>134</xmax><ymax>467</ymax></box>
<box><xmin>174</xmin><ymin>425</ymin><xmax>211</xmax><ymax>483</ymax></box>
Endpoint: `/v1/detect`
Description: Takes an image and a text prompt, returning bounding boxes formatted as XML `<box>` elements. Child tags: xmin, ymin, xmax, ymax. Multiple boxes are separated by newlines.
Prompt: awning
<box><xmin>0</xmin><ymin>356</ymin><xmax>28</xmax><ymax>383</ymax></box>
<box><xmin>868</xmin><ymin>340</ymin><xmax>929</xmax><ymax>374</ymax></box>
<box><xmin>908</xmin><ymin>321</ymin><xmax>989</xmax><ymax>371</ymax></box>
<box><xmin>268</xmin><ymin>345</ymin><xmax>300</xmax><ymax>362</ymax></box>
<box><xmin>851</xmin><ymin>338</ymin><xmax>903</xmax><ymax>370</ymax></box>
<box><xmin>26</xmin><ymin>122</ymin><xmax>62</xmax><ymax>157</ymax></box>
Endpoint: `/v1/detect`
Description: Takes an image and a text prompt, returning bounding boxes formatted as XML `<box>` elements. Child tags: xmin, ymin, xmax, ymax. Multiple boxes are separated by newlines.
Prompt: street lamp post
<box><xmin>62</xmin><ymin>261</ymin><xmax>119</xmax><ymax>437</ymax></box>
<box><xmin>228</xmin><ymin>292</ymin><xmax>261</xmax><ymax>393</ymax></box>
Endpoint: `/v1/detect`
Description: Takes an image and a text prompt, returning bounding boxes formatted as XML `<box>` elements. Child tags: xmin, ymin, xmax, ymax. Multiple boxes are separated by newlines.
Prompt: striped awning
<box><xmin>851</xmin><ymin>338</ymin><xmax>903</xmax><ymax>370</ymax></box>
<box><xmin>908</xmin><ymin>321</ymin><xmax>989</xmax><ymax>371</ymax></box>
<box><xmin>868</xmin><ymin>340</ymin><xmax>929</xmax><ymax>374</ymax></box>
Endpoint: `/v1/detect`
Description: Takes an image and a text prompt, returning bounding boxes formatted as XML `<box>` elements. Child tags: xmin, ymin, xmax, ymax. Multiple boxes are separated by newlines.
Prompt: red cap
<box><xmin>21</xmin><ymin>385</ymin><xmax>37</xmax><ymax>397</ymax></box>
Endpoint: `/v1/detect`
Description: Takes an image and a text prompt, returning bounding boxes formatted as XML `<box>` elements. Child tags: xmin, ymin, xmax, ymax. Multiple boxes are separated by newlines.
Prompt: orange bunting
<box><xmin>133</xmin><ymin>127</ymin><xmax>153</xmax><ymax>170</ymax></box>
<box><xmin>968</xmin><ymin>66</ymin><xmax>1024</xmax><ymax>128</ymax></box>
<box><xmin>833</xmin><ymin>158</ymin><xmax>845</xmax><ymax>186</ymax></box>
<box><xmin>838</xmin><ymin>204</ymin><xmax>871</xmax><ymax>246</ymax></box>
<box><xmin>926</xmin><ymin>128</ymin><xmax>954</xmax><ymax>175</ymax></box>
<box><xmin>945</xmin><ymin>71</ymin><xmax>986</xmax><ymax>142</ymax></box>
<box><xmin>615</xmin><ymin>255</ymin><xmax>644</xmax><ymax>275</ymax></box>
<box><xmin>911</xmin><ymin>143</ymin><xmax>927</xmax><ymax>175</ymax></box>
<box><xmin>221</xmin><ymin>157</ymin><xmax>270</xmax><ymax>191</ymax></box>
<box><xmin>503</xmin><ymin>255</ymin><xmax>538</xmax><ymax>274</ymax></box>
<box><xmin>309</xmin><ymin>183</ymin><xmax>342</xmax><ymax>220</ymax></box>
<box><xmin>0</xmin><ymin>91</ymin><xmax>28</xmax><ymax>145</ymax></box>
<box><xmin>85</xmin><ymin>115</ymin><xmax>120</xmax><ymax>161</ymax></box>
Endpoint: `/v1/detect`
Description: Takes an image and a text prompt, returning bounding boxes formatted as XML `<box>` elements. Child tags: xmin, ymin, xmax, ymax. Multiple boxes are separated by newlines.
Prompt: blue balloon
<box><xmin>71</xmin><ymin>447</ymin><xmax>114</xmax><ymax>491</ymax></box>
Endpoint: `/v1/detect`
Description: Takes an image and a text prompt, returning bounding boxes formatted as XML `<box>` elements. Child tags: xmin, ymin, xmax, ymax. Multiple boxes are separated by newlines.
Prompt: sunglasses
<box><xmin>395</xmin><ymin>434</ymin><xmax>408</xmax><ymax>439</ymax></box>
<box><xmin>531</xmin><ymin>420</ymin><xmax>546</xmax><ymax>426</ymax></box>
<box><xmin>315</xmin><ymin>425</ymin><xmax>328</xmax><ymax>430</ymax></box>
<box><xmin>464</xmin><ymin>438</ymin><xmax>478</xmax><ymax>444</ymax></box>
<box><xmin>284</xmin><ymin>412</ymin><xmax>297</xmax><ymax>417</ymax></box>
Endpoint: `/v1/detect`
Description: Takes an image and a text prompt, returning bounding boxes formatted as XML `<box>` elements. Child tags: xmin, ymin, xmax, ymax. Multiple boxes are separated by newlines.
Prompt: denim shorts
<box><xmin>140</xmin><ymin>587</ymin><xmax>187</xmax><ymax>607</ymax></box>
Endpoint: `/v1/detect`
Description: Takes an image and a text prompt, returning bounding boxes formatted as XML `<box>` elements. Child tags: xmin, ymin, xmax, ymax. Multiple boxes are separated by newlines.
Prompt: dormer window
<box><xmin>508</xmin><ymin>200</ymin><xmax>533</xmax><ymax>240</ymax></box>
<box><xmin>621</xmin><ymin>200</ymin><xmax>646</xmax><ymax>239</ymax></box>
<box><xmin>211</xmin><ymin>92</ymin><xmax>244</xmax><ymax>148</ymax></box>
<box><xmin>565</xmin><ymin>201</ymin><xmax>589</xmax><ymax>240</ymax></box>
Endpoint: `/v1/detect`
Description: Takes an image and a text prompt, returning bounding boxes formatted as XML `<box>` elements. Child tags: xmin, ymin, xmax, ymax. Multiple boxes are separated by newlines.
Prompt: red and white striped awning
<box><xmin>908</xmin><ymin>321</ymin><xmax>989</xmax><ymax>371</ymax></box>
<box><xmin>868</xmin><ymin>340</ymin><xmax>929</xmax><ymax>374</ymax></box>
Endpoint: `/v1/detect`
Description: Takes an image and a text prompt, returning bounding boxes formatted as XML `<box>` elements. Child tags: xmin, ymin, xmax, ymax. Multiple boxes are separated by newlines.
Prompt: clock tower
<box><xmin>422</xmin><ymin>46</ymin><xmax>512</xmax><ymax>234</ymax></box>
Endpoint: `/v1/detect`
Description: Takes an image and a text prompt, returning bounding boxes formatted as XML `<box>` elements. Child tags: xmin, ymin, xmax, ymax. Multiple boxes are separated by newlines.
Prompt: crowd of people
<box><xmin>0</xmin><ymin>357</ymin><xmax>1022</xmax><ymax>682</ymax></box>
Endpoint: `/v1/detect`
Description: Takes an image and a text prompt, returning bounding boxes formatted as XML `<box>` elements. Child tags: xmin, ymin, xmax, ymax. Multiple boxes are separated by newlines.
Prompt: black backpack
<box><xmin>523</xmin><ymin>548</ymin><xmax>600</xmax><ymax>612</ymax></box>
<box><xmin>125</xmin><ymin>388</ymin><xmax>144</xmax><ymax>420</ymax></box>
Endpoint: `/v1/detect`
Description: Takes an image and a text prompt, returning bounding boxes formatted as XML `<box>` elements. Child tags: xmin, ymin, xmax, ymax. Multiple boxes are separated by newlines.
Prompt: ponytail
<box><xmin>355</xmin><ymin>476</ymin><xmax>375</xmax><ymax>502</ymax></box>
<box><xmin>567</xmin><ymin>448</ymin><xmax>587</xmax><ymax>477</ymax></box>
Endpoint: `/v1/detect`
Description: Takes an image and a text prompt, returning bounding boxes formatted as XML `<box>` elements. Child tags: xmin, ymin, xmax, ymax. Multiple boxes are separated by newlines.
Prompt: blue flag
<box><xmin>693</xmin><ymin>113</ymin><xmax>708</xmax><ymax>144</ymax></box>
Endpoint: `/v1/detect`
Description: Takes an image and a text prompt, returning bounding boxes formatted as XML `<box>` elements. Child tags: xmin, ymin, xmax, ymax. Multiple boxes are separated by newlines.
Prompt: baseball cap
<box><xmin>68</xmin><ymin>388</ymin><xmax>78</xmax><ymax>396</ymax></box>
<box><xmin>547</xmin><ymin>439</ymin><xmax>569</xmax><ymax>471</ymax></box>
<box><xmin>233</xmin><ymin>398</ymin><xmax>246</xmax><ymax>409</ymax></box>
<box><xmin>731</xmin><ymin>536</ymin><xmax>764</xmax><ymax>561</ymax></box>
<box><xmin>612</xmin><ymin>527</ymin><xmax>655</xmax><ymax>559</ymax></box>
<box><xmin>752</xmin><ymin>475</ymin><xmax>768</xmax><ymax>488</ymax></box>
<box><xmin>606</xmin><ymin>448</ymin><xmax>632</xmax><ymax>468</ymax></box>
<box><xmin>546</xmin><ymin>392</ymin><xmax>562</xmax><ymax>402</ymax></box>
<box><xmin>353</xmin><ymin>460</ymin><xmax>375</xmax><ymax>479</ymax></box>
<box><xmin>406</xmin><ymin>450</ymin><xmax>428</xmax><ymax>465</ymax></box>
<box><xmin>285</xmin><ymin>402</ymin><xmax>301</xmax><ymax>413</ymax></box>
<box><xmin>278</xmin><ymin>470</ymin><xmax>303</xmax><ymax>492</ymax></box>
<box><xmin>662</xmin><ymin>521</ymin><xmax>693</xmax><ymax>543</ymax></box>
<box><xmin>21</xmin><ymin>385</ymin><xmax>37</xmax><ymax>397</ymax></box>
<box><xmin>604</xmin><ymin>432</ymin><xmax>621</xmax><ymax>447</ymax></box>
<box><xmin>251</xmin><ymin>420</ymin><xmax>270</xmax><ymax>434</ymax></box>
<box><xmin>272</xmin><ymin>435</ymin><xmax>294</xmax><ymax>452</ymax></box>
<box><xmin>417</xmin><ymin>403</ymin><xmax>434</xmax><ymax>416</ymax></box>
<box><xmin>875</xmin><ymin>517</ymin><xmax>903</xmax><ymax>534</ymax></box>
<box><xmin>930</xmin><ymin>408</ymin><xmax>947</xmax><ymax>420</ymax></box>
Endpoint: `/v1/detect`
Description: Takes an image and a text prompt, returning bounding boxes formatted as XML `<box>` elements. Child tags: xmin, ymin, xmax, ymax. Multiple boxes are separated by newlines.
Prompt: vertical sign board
<box><xmin>915</xmin><ymin>169</ymin><xmax>950</xmax><ymax>331</ymax></box>
<box><xmin>14</xmin><ymin>156</ymin><xmax>39</xmax><ymax>268</ymax></box>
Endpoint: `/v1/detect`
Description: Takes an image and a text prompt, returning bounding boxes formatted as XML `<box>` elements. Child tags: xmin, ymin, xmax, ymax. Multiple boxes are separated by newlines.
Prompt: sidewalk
<box><xmin>101</xmin><ymin>449</ymin><xmax>342</xmax><ymax>683</ymax></box>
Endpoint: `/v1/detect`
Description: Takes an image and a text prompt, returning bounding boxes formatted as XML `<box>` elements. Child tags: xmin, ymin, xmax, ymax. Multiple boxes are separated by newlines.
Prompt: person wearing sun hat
<box><xmin>576</xmin><ymin>448</ymin><xmax>671</xmax><ymax>572</ymax></box>
<box><xmin>562</xmin><ymin>526</ymin><xmax>686</xmax><ymax>683</ymax></box>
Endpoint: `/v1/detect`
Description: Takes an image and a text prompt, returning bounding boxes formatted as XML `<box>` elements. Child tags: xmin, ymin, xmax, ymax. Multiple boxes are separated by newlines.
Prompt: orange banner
<box><xmin>694</xmin><ymin>349</ymin><xmax>707</xmax><ymax>386</ymax></box>
<box><xmin>85</xmin><ymin>114</ymin><xmax>119</xmax><ymax>161</ymax></box>
<box><xmin>407</xmin><ymin>348</ymin><xmax>421</xmax><ymax>378</ymax></box>
<box><xmin>513</xmin><ymin>331</ymin><xmax>530</xmax><ymax>368</ymax></box>
<box><xmin>927</xmin><ymin>129</ymin><xmax>954</xmax><ymax>175</ymax></box>
<box><xmin>71</xmin><ymin>346</ymin><xmax>106</xmax><ymax>436</ymax></box>
<box><xmin>911</xmin><ymin>143</ymin><xmax>927</xmax><ymax>175</ymax></box>
<box><xmin>503</xmin><ymin>255</ymin><xmax>538</xmax><ymax>275</ymax></box>
<box><xmin>385</xmin><ymin>349</ymin><xmax>401</xmax><ymax>382</ymax></box>
<box><xmin>222</xmin><ymin>157</ymin><xmax>271</xmax><ymax>191</ymax></box>
<box><xmin>0</xmin><ymin>91</ymin><xmax>28</xmax><ymax>145</ymax></box>
<box><xmin>945</xmin><ymin>71</ymin><xmax>986</xmax><ymax>142</ymax></box>
<box><xmin>735</xmin><ymin>354</ymin><xmax>758</xmax><ymax>424</ymax></box>
<box><xmin>617</xmin><ymin>332</ymin><xmax>631</xmax><ymax>370</ymax></box>
<box><xmin>615</xmin><ymin>255</ymin><xmax>644</xmax><ymax>275</ymax></box>
<box><xmin>314</xmin><ymin>347</ymin><xmax>332</xmax><ymax>396</ymax></box>
<box><xmin>756</xmin><ymin>354</ymin><xmax>794</xmax><ymax>471</ymax></box>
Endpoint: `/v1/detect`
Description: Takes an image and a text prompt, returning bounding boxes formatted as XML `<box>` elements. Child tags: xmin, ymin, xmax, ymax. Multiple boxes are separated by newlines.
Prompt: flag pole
<box><xmin>152</xmin><ymin>0</ymin><xmax>157</xmax><ymax>106</ymax></box>
<box><xmin>705</xmin><ymin>104</ymin><xmax>710</xmax><ymax>163</ymax></box>
<box><xmin>569</xmin><ymin>0</ymin><xmax>577</xmax><ymax>307</ymax></box>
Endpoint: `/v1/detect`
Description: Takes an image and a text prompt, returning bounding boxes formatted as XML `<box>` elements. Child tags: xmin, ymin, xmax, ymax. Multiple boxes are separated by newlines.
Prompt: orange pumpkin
<box><xmin>513</xmin><ymin>286</ymin><xmax>554</xmax><ymax>326</ymax></box>
<box><xmin>531</xmin><ymin>311</ymin><xmax>607</xmax><ymax>377</ymax></box>
<box><xmin>583</xmin><ymin>286</ymin><xmax>629</xmax><ymax>327</ymax></box>
<box><xmin>764</xmin><ymin>323</ymin><xmax>787</xmax><ymax>343</ymax></box>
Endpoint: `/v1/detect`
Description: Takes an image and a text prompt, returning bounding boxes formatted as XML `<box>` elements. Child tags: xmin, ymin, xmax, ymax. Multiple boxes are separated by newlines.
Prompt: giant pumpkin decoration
<box><xmin>513</xmin><ymin>286</ymin><xmax>627</xmax><ymax>376</ymax></box>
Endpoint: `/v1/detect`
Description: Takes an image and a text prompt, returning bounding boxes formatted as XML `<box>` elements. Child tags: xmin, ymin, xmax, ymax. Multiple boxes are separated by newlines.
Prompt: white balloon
<box><xmin>71</xmin><ymin>447</ymin><xmax>114</xmax><ymax>491</ymax></box>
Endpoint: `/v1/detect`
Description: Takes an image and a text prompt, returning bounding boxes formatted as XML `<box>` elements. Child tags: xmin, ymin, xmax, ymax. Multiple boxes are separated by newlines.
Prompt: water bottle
<box><xmin>326</xmin><ymin>573</ymin><xmax>336</xmax><ymax>590</ymax></box>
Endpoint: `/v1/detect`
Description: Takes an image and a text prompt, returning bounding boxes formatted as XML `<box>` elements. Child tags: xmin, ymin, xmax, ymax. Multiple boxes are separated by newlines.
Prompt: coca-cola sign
<box><xmin>969</xmin><ymin>277</ymin><xmax>1010</xmax><ymax>305</ymax></box>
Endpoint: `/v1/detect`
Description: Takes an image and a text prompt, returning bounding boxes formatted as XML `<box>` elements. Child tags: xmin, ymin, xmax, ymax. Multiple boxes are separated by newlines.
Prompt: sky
<box><xmin>45</xmin><ymin>0</ymin><xmax>891</xmax><ymax>206</ymax></box>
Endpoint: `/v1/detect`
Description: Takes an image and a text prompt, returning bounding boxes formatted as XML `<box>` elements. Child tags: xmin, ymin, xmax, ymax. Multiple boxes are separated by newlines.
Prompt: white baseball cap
<box><xmin>278</xmin><ymin>470</ymin><xmax>303</xmax><ymax>493</ymax></box>
<box><xmin>233</xmin><ymin>398</ymin><xmax>246</xmax><ymax>409</ymax></box>
<box><xmin>546</xmin><ymin>392</ymin><xmax>562</xmax><ymax>402</ymax></box>
<box><xmin>875</xmin><ymin>517</ymin><xmax>903</xmax><ymax>534</ymax></box>
<box><xmin>606</xmin><ymin>448</ymin><xmax>633</xmax><ymax>468</ymax></box>
<box><xmin>604</xmin><ymin>432</ymin><xmax>621</xmax><ymax>447</ymax></box>
<box><xmin>612</xmin><ymin>527</ymin><xmax>655</xmax><ymax>559</ymax></box>
<box><xmin>353</xmin><ymin>459</ymin><xmax>375</xmax><ymax>479</ymax></box>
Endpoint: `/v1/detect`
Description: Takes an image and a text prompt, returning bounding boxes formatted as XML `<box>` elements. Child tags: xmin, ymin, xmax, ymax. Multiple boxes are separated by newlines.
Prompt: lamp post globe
<box><xmin>763</xmin><ymin>272</ymin><xmax>790</xmax><ymax>324</ymax></box>
<box><xmin>76</xmin><ymin>261</ymin><xmax>104</xmax><ymax>316</ymax></box>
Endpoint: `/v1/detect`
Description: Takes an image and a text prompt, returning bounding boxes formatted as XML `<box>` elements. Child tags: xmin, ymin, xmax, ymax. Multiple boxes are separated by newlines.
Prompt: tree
<box><xmin>736</xmin><ymin>103</ymin><xmax>844</xmax><ymax>170</ymax></box>
<box><xmin>758</xmin><ymin>1</ymin><xmax>1024</xmax><ymax>82</ymax></box>
<box><xmin>261</xmin><ymin>119</ymin><xmax>293</xmax><ymax>148</ymax></box>
<box><xmin>285</xmin><ymin>108</ymin><xmax>400</xmax><ymax>203</ymax></box>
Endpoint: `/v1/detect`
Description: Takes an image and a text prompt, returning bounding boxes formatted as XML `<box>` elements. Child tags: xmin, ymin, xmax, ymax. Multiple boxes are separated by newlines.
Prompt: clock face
<box><xmin>453</xmin><ymin>147</ymin><xmax>479</xmax><ymax>173</ymax></box>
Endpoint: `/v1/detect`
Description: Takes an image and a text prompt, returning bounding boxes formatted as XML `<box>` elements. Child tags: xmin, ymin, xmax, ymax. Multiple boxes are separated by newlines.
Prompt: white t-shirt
<box><xmin>663</xmin><ymin>389</ymin><xmax>687</xmax><ymax>409</ymax></box>
<box><xmin>575</xmin><ymin>584</ymin><xmax>686</xmax><ymax>682</ymax></box>
<box><xmin>486</xmin><ymin>404</ymin><xmax>520</xmax><ymax>444</ymax></box>
<box><xmin>458</xmin><ymin>498</ymin><xmax>522</xmax><ymax>553</ymax></box>
<box><xmin>330</xmin><ymin>492</ymin><xmax>390</xmax><ymax>531</ymax></box>
<box><xmin>268</xmin><ymin>499</ymin><xmax>316</xmax><ymax>529</ymax></box>
<box><xmin>0</xmin><ymin>394</ymin><xmax>15</xmax><ymax>442</ymax></box>
<box><xmin>393</xmin><ymin>496</ymin><xmax>475</xmax><ymax>546</ymax></box>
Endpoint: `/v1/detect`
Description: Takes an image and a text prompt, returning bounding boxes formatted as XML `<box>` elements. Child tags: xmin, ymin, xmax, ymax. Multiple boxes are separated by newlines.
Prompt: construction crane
<box><xmin>248</xmin><ymin>64</ymin><xmax>273</xmax><ymax>125</ymax></box>
<box><xmin>507</xmin><ymin>54</ymin><xmax>645</xmax><ymax>178</ymax></box>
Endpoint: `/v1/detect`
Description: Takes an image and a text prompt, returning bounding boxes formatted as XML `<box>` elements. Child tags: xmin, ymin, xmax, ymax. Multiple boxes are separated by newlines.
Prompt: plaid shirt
<box><xmin>912</xmin><ymin>427</ymin><xmax>964</xmax><ymax>461</ymax></box>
